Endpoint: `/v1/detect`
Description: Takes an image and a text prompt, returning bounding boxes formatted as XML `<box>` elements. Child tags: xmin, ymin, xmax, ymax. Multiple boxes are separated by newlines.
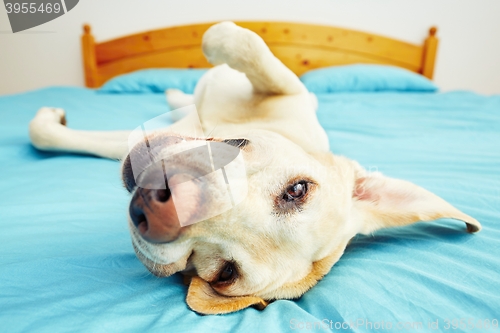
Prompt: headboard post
<box><xmin>422</xmin><ymin>26</ymin><xmax>439</xmax><ymax>80</ymax></box>
<box><xmin>81</xmin><ymin>24</ymin><xmax>99</xmax><ymax>88</ymax></box>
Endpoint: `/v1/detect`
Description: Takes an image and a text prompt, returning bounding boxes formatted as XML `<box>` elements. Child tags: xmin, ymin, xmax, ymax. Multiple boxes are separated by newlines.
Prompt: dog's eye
<box><xmin>218</xmin><ymin>262</ymin><xmax>236</xmax><ymax>282</ymax></box>
<box><xmin>222</xmin><ymin>138</ymin><xmax>250</xmax><ymax>148</ymax></box>
<box><xmin>283</xmin><ymin>181</ymin><xmax>307</xmax><ymax>201</ymax></box>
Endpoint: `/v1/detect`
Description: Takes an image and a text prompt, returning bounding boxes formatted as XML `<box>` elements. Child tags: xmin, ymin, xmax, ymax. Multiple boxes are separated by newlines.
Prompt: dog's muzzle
<box><xmin>124</xmin><ymin>136</ymin><xmax>249</xmax><ymax>243</ymax></box>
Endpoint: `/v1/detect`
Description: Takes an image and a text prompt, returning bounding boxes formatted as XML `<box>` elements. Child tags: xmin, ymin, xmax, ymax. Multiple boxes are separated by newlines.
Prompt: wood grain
<box><xmin>82</xmin><ymin>21</ymin><xmax>438</xmax><ymax>87</ymax></box>
<box><xmin>81</xmin><ymin>24</ymin><xmax>99</xmax><ymax>88</ymax></box>
<box><xmin>421</xmin><ymin>27</ymin><xmax>439</xmax><ymax>79</ymax></box>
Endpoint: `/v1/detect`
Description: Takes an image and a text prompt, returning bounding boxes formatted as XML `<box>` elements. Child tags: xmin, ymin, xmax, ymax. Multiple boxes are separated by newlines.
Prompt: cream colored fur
<box><xmin>29</xmin><ymin>22</ymin><xmax>481</xmax><ymax>315</ymax></box>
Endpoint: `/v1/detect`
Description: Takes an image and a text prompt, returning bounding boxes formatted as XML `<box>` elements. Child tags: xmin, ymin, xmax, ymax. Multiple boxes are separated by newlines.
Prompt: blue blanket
<box><xmin>1</xmin><ymin>87</ymin><xmax>499</xmax><ymax>332</ymax></box>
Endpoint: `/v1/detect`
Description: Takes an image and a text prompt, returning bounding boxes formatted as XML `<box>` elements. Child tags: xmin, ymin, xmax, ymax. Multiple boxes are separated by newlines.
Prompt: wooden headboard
<box><xmin>81</xmin><ymin>21</ymin><xmax>438</xmax><ymax>88</ymax></box>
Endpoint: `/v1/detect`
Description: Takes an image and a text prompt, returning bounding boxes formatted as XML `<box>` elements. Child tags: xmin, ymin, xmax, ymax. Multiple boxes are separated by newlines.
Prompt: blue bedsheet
<box><xmin>1</xmin><ymin>87</ymin><xmax>499</xmax><ymax>332</ymax></box>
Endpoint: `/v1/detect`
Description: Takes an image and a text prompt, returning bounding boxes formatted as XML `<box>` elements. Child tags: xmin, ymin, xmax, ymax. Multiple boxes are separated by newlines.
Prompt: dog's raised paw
<box><xmin>202</xmin><ymin>21</ymin><xmax>267</xmax><ymax>70</ymax></box>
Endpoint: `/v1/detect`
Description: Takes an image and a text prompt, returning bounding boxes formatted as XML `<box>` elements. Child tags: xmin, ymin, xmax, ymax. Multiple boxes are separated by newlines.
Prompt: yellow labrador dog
<box><xmin>29</xmin><ymin>22</ymin><xmax>481</xmax><ymax>314</ymax></box>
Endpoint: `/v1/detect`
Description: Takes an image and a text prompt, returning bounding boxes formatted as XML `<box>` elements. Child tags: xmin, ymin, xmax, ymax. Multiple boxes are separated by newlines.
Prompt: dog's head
<box><xmin>122</xmin><ymin>130</ymin><xmax>481</xmax><ymax>314</ymax></box>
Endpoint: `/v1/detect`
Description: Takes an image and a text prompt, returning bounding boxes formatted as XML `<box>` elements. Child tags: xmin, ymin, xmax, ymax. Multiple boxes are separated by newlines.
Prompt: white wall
<box><xmin>1</xmin><ymin>0</ymin><xmax>499</xmax><ymax>96</ymax></box>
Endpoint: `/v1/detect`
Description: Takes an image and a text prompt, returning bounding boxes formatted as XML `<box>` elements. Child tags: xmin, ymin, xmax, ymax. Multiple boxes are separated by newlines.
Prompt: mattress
<box><xmin>1</xmin><ymin>87</ymin><xmax>499</xmax><ymax>332</ymax></box>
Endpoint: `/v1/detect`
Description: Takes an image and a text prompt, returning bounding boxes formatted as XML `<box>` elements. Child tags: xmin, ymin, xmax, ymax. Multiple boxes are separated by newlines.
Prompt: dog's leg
<box><xmin>202</xmin><ymin>22</ymin><xmax>306</xmax><ymax>96</ymax></box>
<box><xmin>166</xmin><ymin>89</ymin><xmax>195</xmax><ymax>110</ymax></box>
<box><xmin>29</xmin><ymin>107</ymin><xmax>130</xmax><ymax>160</ymax></box>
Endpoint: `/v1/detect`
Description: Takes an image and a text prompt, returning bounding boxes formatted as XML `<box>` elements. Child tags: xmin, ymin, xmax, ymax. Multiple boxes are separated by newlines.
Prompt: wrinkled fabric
<box><xmin>0</xmin><ymin>87</ymin><xmax>499</xmax><ymax>332</ymax></box>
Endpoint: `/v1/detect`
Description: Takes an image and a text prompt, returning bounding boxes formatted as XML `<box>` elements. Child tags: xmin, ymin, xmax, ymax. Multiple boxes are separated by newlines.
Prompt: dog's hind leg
<box><xmin>202</xmin><ymin>22</ymin><xmax>306</xmax><ymax>96</ymax></box>
<box><xmin>29</xmin><ymin>107</ymin><xmax>130</xmax><ymax>160</ymax></box>
<box><xmin>166</xmin><ymin>89</ymin><xmax>195</xmax><ymax>110</ymax></box>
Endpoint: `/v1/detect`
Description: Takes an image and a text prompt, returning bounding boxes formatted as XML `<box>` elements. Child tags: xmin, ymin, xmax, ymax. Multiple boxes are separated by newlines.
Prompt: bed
<box><xmin>1</xmin><ymin>22</ymin><xmax>499</xmax><ymax>332</ymax></box>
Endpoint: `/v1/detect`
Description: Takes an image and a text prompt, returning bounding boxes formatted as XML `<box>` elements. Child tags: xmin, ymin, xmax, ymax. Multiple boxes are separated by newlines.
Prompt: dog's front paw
<box><xmin>29</xmin><ymin>107</ymin><xmax>67</xmax><ymax>150</ymax></box>
<box><xmin>33</xmin><ymin>107</ymin><xmax>67</xmax><ymax>126</ymax></box>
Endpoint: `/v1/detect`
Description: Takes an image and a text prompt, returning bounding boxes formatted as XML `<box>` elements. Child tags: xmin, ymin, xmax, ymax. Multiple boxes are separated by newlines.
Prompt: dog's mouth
<box><xmin>129</xmin><ymin>223</ymin><xmax>193</xmax><ymax>277</ymax></box>
<box><xmin>132</xmin><ymin>242</ymin><xmax>172</xmax><ymax>277</ymax></box>
<box><xmin>131</xmin><ymin>242</ymin><xmax>179</xmax><ymax>277</ymax></box>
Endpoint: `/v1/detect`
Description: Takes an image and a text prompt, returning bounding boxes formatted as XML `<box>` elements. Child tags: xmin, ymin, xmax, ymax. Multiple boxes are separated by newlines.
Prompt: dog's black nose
<box><xmin>129</xmin><ymin>187</ymin><xmax>183</xmax><ymax>243</ymax></box>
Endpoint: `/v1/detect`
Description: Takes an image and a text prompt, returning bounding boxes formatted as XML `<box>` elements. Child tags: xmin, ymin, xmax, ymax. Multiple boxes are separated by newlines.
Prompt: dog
<box><xmin>28</xmin><ymin>22</ymin><xmax>481</xmax><ymax>315</ymax></box>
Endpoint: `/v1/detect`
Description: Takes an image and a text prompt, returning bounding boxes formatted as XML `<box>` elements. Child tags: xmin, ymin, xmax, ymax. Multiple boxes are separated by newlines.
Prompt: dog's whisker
<box><xmin>205</xmin><ymin>122</ymin><xmax>219</xmax><ymax>139</ymax></box>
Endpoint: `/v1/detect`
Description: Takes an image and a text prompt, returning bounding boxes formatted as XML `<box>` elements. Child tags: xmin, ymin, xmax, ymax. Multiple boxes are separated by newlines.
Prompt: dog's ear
<box><xmin>186</xmin><ymin>276</ymin><xmax>268</xmax><ymax>314</ymax></box>
<box><xmin>351</xmin><ymin>168</ymin><xmax>481</xmax><ymax>234</ymax></box>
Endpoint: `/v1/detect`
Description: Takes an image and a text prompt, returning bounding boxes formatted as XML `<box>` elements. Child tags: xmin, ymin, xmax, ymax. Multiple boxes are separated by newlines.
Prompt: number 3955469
<box><xmin>5</xmin><ymin>2</ymin><xmax>62</xmax><ymax>14</ymax></box>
